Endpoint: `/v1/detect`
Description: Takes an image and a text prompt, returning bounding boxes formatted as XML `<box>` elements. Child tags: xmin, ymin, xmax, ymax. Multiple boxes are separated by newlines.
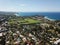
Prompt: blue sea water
<box><xmin>17</xmin><ymin>12</ymin><xmax>60</xmax><ymax>20</ymax></box>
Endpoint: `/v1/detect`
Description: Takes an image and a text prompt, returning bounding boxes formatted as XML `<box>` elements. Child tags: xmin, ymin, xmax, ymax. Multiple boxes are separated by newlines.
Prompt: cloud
<box><xmin>20</xmin><ymin>4</ymin><xmax>26</xmax><ymax>6</ymax></box>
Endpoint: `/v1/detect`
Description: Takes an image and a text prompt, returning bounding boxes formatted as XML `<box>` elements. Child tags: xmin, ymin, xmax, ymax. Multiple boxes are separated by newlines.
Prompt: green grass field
<box><xmin>8</xmin><ymin>18</ymin><xmax>40</xmax><ymax>25</ymax></box>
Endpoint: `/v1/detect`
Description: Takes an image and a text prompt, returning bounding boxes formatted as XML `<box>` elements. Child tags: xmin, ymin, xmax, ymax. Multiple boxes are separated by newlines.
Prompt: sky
<box><xmin>0</xmin><ymin>0</ymin><xmax>60</xmax><ymax>12</ymax></box>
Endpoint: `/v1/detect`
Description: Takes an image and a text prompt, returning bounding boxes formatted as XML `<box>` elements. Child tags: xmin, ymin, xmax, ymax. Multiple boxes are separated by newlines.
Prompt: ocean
<box><xmin>16</xmin><ymin>12</ymin><xmax>60</xmax><ymax>20</ymax></box>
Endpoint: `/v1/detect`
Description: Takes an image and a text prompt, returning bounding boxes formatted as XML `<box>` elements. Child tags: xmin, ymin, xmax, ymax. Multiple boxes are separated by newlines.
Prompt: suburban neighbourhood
<box><xmin>0</xmin><ymin>14</ymin><xmax>60</xmax><ymax>45</ymax></box>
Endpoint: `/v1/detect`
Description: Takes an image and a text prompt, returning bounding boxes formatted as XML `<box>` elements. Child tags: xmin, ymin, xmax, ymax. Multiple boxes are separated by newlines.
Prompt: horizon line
<box><xmin>0</xmin><ymin>11</ymin><xmax>60</xmax><ymax>12</ymax></box>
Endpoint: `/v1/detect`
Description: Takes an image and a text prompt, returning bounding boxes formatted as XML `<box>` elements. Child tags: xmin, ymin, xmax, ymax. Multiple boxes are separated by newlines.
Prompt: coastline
<box><xmin>15</xmin><ymin>12</ymin><xmax>60</xmax><ymax>20</ymax></box>
<box><xmin>44</xmin><ymin>16</ymin><xmax>56</xmax><ymax>21</ymax></box>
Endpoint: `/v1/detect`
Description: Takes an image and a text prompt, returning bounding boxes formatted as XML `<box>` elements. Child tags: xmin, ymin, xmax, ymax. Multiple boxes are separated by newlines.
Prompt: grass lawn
<box><xmin>8</xmin><ymin>18</ymin><xmax>40</xmax><ymax>24</ymax></box>
<box><xmin>24</xmin><ymin>18</ymin><xmax>40</xmax><ymax>24</ymax></box>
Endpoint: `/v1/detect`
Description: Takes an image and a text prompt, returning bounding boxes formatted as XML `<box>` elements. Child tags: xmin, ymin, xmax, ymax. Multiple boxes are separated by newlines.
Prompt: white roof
<box><xmin>54</xmin><ymin>39</ymin><xmax>60</xmax><ymax>44</ymax></box>
<box><xmin>0</xmin><ymin>33</ymin><xmax>2</xmax><ymax>36</ymax></box>
<box><xmin>16</xmin><ymin>31</ymin><xmax>20</xmax><ymax>34</ymax></box>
